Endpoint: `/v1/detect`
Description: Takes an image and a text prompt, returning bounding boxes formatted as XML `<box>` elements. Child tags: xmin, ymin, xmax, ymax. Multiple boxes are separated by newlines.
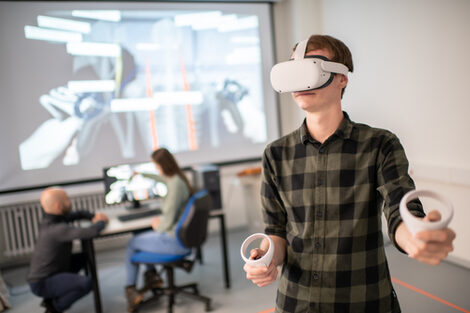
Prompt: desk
<box><xmin>82</xmin><ymin>206</ymin><xmax>230</xmax><ymax>313</ymax></box>
<box><xmin>209</xmin><ymin>210</ymin><xmax>231</xmax><ymax>289</ymax></box>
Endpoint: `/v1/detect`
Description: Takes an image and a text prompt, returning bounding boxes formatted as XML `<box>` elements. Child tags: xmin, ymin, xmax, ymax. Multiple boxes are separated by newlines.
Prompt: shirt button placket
<box><xmin>310</xmin><ymin>145</ymin><xmax>327</xmax><ymax>304</ymax></box>
<box><xmin>313</xmin><ymin>272</ymin><xmax>320</xmax><ymax>280</ymax></box>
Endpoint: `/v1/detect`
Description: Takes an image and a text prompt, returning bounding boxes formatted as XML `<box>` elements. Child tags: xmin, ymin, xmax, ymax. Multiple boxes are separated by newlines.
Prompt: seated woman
<box><xmin>124</xmin><ymin>148</ymin><xmax>193</xmax><ymax>312</ymax></box>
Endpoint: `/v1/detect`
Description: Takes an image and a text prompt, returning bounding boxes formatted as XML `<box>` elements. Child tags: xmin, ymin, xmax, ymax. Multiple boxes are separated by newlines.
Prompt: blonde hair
<box><xmin>294</xmin><ymin>34</ymin><xmax>353</xmax><ymax>97</ymax></box>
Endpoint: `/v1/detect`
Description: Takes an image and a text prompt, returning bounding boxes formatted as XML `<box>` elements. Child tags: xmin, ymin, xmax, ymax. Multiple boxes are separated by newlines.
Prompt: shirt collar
<box><xmin>300</xmin><ymin>111</ymin><xmax>354</xmax><ymax>145</ymax></box>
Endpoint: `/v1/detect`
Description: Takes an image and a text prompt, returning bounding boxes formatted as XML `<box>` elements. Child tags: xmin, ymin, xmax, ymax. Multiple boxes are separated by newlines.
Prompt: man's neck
<box><xmin>305</xmin><ymin>106</ymin><xmax>344</xmax><ymax>144</ymax></box>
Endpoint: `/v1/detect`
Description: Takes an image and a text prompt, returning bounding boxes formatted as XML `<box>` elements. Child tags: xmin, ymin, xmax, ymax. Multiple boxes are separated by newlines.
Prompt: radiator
<box><xmin>0</xmin><ymin>192</ymin><xmax>119</xmax><ymax>267</ymax></box>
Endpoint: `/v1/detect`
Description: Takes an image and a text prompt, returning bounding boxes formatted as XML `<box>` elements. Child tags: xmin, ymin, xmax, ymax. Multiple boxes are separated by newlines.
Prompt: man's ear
<box><xmin>338</xmin><ymin>74</ymin><xmax>348</xmax><ymax>88</ymax></box>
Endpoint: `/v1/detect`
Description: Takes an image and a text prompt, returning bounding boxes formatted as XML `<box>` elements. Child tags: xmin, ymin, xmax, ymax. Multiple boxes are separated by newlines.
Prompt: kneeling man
<box><xmin>28</xmin><ymin>187</ymin><xmax>108</xmax><ymax>313</ymax></box>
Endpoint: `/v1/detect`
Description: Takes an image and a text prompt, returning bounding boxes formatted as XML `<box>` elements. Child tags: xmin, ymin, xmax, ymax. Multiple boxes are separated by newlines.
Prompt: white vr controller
<box><xmin>270</xmin><ymin>38</ymin><xmax>349</xmax><ymax>93</ymax></box>
<box><xmin>240</xmin><ymin>233</ymin><xmax>274</xmax><ymax>267</ymax></box>
<box><xmin>399</xmin><ymin>189</ymin><xmax>454</xmax><ymax>235</ymax></box>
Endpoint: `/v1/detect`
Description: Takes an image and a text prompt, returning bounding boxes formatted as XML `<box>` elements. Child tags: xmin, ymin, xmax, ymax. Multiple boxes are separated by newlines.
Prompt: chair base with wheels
<box><xmin>131</xmin><ymin>252</ymin><xmax>212</xmax><ymax>313</ymax></box>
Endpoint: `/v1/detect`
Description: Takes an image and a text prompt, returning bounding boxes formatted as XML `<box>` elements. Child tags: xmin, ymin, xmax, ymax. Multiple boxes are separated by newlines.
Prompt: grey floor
<box><xmin>2</xmin><ymin>227</ymin><xmax>470</xmax><ymax>313</ymax></box>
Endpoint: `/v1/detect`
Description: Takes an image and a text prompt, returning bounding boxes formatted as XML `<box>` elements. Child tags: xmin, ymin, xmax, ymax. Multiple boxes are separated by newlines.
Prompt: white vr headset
<box><xmin>270</xmin><ymin>38</ymin><xmax>349</xmax><ymax>93</ymax></box>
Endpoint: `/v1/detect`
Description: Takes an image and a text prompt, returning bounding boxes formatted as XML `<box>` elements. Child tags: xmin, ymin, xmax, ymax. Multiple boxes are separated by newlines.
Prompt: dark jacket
<box><xmin>27</xmin><ymin>211</ymin><xmax>105</xmax><ymax>283</ymax></box>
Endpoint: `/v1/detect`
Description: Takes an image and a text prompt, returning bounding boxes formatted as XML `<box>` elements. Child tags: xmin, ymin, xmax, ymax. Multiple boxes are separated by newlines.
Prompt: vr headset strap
<box><xmin>294</xmin><ymin>39</ymin><xmax>308</xmax><ymax>60</ymax></box>
<box><xmin>322</xmin><ymin>61</ymin><xmax>349</xmax><ymax>76</ymax></box>
<box><xmin>295</xmin><ymin>38</ymin><xmax>348</xmax><ymax>75</ymax></box>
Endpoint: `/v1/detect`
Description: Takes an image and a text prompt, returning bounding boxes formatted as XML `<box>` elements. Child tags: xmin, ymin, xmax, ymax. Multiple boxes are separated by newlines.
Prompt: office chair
<box><xmin>131</xmin><ymin>190</ymin><xmax>212</xmax><ymax>313</ymax></box>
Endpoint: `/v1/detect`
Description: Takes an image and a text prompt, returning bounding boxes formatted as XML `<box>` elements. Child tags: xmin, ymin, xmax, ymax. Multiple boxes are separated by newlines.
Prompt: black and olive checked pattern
<box><xmin>261</xmin><ymin>112</ymin><xmax>424</xmax><ymax>313</ymax></box>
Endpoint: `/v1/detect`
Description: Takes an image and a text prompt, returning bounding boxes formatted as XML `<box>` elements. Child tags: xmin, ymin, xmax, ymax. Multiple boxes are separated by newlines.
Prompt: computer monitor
<box><xmin>103</xmin><ymin>162</ymin><xmax>167</xmax><ymax>209</ymax></box>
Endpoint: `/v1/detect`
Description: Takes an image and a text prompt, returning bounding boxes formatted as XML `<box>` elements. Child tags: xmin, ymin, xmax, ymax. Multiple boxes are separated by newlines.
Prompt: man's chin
<box><xmin>297</xmin><ymin>102</ymin><xmax>318</xmax><ymax>111</ymax></box>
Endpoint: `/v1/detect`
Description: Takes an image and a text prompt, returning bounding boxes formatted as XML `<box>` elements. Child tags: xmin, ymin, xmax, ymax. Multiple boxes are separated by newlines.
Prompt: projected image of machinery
<box><xmin>19</xmin><ymin>9</ymin><xmax>267</xmax><ymax>170</ymax></box>
<box><xmin>103</xmin><ymin>162</ymin><xmax>167</xmax><ymax>207</ymax></box>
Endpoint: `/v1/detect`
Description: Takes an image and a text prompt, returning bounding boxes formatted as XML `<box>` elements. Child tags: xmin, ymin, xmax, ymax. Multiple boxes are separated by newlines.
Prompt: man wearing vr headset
<box><xmin>244</xmin><ymin>35</ymin><xmax>455</xmax><ymax>313</ymax></box>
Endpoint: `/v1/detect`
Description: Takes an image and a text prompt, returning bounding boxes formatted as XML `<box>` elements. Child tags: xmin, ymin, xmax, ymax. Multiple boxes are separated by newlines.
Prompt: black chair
<box><xmin>131</xmin><ymin>190</ymin><xmax>212</xmax><ymax>313</ymax></box>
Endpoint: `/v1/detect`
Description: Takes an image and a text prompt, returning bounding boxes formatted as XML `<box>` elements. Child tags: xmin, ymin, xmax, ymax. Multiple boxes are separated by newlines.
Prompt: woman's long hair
<box><xmin>151</xmin><ymin>148</ymin><xmax>194</xmax><ymax>195</ymax></box>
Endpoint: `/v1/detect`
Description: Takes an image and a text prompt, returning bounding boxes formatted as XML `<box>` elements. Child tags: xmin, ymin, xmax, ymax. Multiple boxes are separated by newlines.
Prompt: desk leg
<box><xmin>219</xmin><ymin>214</ymin><xmax>231</xmax><ymax>289</ymax></box>
<box><xmin>82</xmin><ymin>239</ymin><xmax>102</xmax><ymax>313</ymax></box>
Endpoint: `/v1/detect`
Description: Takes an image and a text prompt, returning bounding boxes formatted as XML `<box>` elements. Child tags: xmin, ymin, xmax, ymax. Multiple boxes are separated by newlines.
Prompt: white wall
<box><xmin>271</xmin><ymin>0</ymin><xmax>470</xmax><ymax>265</ymax></box>
<box><xmin>272</xmin><ymin>0</ymin><xmax>323</xmax><ymax>134</ymax></box>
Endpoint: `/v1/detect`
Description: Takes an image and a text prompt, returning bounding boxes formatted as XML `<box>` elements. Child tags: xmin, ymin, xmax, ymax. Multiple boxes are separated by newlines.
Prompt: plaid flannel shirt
<box><xmin>261</xmin><ymin>112</ymin><xmax>424</xmax><ymax>313</ymax></box>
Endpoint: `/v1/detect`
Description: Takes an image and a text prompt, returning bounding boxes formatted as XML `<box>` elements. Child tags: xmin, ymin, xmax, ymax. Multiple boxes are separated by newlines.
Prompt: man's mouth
<box><xmin>294</xmin><ymin>91</ymin><xmax>316</xmax><ymax>97</ymax></box>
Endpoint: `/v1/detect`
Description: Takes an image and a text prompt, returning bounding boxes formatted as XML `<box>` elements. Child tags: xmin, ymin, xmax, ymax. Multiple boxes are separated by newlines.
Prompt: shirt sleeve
<box><xmin>64</xmin><ymin>210</ymin><xmax>94</xmax><ymax>222</ymax></box>
<box><xmin>376</xmin><ymin>132</ymin><xmax>425</xmax><ymax>253</ymax></box>
<box><xmin>140</xmin><ymin>173</ymin><xmax>168</xmax><ymax>184</ymax></box>
<box><xmin>55</xmin><ymin>221</ymin><xmax>106</xmax><ymax>242</ymax></box>
<box><xmin>261</xmin><ymin>146</ymin><xmax>287</xmax><ymax>239</ymax></box>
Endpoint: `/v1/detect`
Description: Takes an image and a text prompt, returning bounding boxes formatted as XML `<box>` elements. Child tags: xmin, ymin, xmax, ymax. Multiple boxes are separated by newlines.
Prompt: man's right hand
<box><xmin>243</xmin><ymin>248</ymin><xmax>278</xmax><ymax>287</ymax></box>
<box><xmin>93</xmin><ymin>212</ymin><xmax>109</xmax><ymax>224</ymax></box>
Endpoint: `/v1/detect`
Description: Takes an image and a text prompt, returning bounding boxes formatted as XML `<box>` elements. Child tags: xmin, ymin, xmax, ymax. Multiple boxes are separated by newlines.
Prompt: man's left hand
<box><xmin>395</xmin><ymin>210</ymin><xmax>456</xmax><ymax>265</ymax></box>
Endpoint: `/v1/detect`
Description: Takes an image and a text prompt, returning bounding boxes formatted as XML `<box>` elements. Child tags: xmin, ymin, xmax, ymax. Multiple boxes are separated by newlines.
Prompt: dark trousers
<box><xmin>29</xmin><ymin>253</ymin><xmax>92</xmax><ymax>312</ymax></box>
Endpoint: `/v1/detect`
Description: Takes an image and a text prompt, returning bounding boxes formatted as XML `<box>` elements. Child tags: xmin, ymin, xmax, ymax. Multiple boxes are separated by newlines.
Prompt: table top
<box><xmin>93</xmin><ymin>203</ymin><xmax>161</xmax><ymax>237</ymax></box>
<box><xmin>83</xmin><ymin>203</ymin><xmax>225</xmax><ymax>238</ymax></box>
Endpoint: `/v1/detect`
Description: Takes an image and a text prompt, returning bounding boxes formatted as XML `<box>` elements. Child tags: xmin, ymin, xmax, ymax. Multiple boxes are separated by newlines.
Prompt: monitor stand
<box><xmin>125</xmin><ymin>199</ymin><xmax>150</xmax><ymax>211</ymax></box>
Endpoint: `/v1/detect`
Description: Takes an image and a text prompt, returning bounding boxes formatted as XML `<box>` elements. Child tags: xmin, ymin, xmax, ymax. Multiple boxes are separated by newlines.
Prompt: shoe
<box><xmin>181</xmin><ymin>260</ymin><xmax>194</xmax><ymax>273</ymax></box>
<box><xmin>41</xmin><ymin>298</ymin><xmax>61</xmax><ymax>313</ymax></box>
<box><xmin>143</xmin><ymin>269</ymin><xmax>163</xmax><ymax>291</ymax></box>
<box><xmin>125</xmin><ymin>285</ymin><xmax>143</xmax><ymax>313</ymax></box>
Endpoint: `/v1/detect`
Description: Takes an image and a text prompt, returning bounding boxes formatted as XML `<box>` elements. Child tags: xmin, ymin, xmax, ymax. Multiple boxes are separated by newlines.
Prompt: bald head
<box><xmin>40</xmin><ymin>187</ymin><xmax>71</xmax><ymax>215</ymax></box>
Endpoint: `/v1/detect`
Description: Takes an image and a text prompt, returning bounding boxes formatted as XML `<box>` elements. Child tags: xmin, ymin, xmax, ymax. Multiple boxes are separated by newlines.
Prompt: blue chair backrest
<box><xmin>174</xmin><ymin>190</ymin><xmax>212</xmax><ymax>249</ymax></box>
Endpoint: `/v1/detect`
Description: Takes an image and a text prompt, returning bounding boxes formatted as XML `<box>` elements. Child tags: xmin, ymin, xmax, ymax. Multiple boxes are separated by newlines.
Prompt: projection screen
<box><xmin>0</xmin><ymin>1</ymin><xmax>279</xmax><ymax>192</ymax></box>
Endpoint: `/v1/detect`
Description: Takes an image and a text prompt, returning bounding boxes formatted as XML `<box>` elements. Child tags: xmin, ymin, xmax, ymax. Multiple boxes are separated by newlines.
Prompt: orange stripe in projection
<box><xmin>115</xmin><ymin>53</ymin><xmax>123</xmax><ymax>98</ymax></box>
<box><xmin>179</xmin><ymin>53</ymin><xmax>198</xmax><ymax>151</ymax></box>
<box><xmin>145</xmin><ymin>58</ymin><xmax>158</xmax><ymax>150</ymax></box>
